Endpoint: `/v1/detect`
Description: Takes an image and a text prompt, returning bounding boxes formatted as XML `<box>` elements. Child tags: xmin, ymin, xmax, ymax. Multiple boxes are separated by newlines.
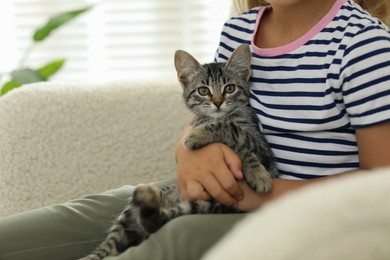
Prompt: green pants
<box><xmin>0</xmin><ymin>181</ymin><xmax>246</xmax><ymax>260</ymax></box>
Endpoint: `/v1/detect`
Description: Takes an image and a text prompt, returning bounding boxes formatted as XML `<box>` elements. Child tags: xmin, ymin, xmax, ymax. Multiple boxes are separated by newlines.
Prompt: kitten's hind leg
<box><xmin>132</xmin><ymin>184</ymin><xmax>170</xmax><ymax>233</ymax></box>
<box><xmin>242</xmin><ymin>153</ymin><xmax>273</xmax><ymax>193</ymax></box>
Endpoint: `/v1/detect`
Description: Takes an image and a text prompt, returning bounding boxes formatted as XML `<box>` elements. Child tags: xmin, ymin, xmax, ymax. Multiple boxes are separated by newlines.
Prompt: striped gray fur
<box><xmin>80</xmin><ymin>44</ymin><xmax>278</xmax><ymax>259</ymax></box>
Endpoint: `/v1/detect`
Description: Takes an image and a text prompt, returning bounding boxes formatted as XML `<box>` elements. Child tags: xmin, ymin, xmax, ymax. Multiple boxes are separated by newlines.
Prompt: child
<box><xmin>1</xmin><ymin>0</ymin><xmax>389</xmax><ymax>259</ymax></box>
<box><xmin>177</xmin><ymin>0</ymin><xmax>390</xmax><ymax>212</ymax></box>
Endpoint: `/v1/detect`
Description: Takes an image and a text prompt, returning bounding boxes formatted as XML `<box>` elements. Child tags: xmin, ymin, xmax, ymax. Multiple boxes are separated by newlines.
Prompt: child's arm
<box><xmin>237</xmin><ymin>121</ymin><xmax>390</xmax><ymax>211</ymax></box>
<box><xmin>177</xmin><ymin>121</ymin><xmax>390</xmax><ymax>211</ymax></box>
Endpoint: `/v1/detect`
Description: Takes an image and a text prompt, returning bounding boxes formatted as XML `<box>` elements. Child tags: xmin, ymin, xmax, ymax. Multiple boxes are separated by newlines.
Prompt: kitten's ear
<box><xmin>225</xmin><ymin>44</ymin><xmax>252</xmax><ymax>81</ymax></box>
<box><xmin>174</xmin><ymin>50</ymin><xmax>202</xmax><ymax>86</ymax></box>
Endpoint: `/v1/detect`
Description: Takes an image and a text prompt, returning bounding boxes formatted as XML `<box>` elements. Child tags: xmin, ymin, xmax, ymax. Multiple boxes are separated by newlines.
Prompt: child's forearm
<box><xmin>236</xmin><ymin>170</ymin><xmax>364</xmax><ymax>212</ymax></box>
<box><xmin>236</xmin><ymin>178</ymin><xmax>306</xmax><ymax>211</ymax></box>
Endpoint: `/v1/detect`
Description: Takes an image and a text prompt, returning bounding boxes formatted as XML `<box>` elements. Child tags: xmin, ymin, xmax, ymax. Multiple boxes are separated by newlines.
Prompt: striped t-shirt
<box><xmin>215</xmin><ymin>0</ymin><xmax>390</xmax><ymax>179</ymax></box>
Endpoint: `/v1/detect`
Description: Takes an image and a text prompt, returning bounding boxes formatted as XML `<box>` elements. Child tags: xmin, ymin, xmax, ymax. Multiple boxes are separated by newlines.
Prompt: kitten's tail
<box><xmin>79</xmin><ymin>207</ymin><xmax>148</xmax><ymax>260</ymax></box>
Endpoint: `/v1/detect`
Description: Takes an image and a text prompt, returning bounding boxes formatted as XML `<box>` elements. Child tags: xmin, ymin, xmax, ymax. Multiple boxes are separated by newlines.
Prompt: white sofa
<box><xmin>0</xmin><ymin>80</ymin><xmax>191</xmax><ymax>217</ymax></box>
<box><xmin>202</xmin><ymin>167</ymin><xmax>390</xmax><ymax>260</ymax></box>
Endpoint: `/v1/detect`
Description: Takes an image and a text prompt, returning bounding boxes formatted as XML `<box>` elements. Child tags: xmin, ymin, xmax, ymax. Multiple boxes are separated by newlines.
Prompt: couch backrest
<box><xmin>0</xmin><ymin>80</ymin><xmax>191</xmax><ymax>217</ymax></box>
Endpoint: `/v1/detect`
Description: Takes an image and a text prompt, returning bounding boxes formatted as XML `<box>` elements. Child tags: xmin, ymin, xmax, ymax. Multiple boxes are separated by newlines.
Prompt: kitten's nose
<box><xmin>213</xmin><ymin>96</ymin><xmax>223</xmax><ymax>108</ymax></box>
<box><xmin>214</xmin><ymin>101</ymin><xmax>222</xmax><ymax>108</ymax></box>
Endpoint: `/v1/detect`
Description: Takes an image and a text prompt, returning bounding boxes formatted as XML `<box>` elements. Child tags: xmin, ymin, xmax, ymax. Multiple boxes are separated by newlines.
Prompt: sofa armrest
<box><xmin>0</xmin><ymin>80</ymin><xmax>191</xmax><ymax>217</ymax></box>
<box><xmin>202</xmin><ymin>167</ymin><xmax>390</xmax><ymax>260</ymax></box>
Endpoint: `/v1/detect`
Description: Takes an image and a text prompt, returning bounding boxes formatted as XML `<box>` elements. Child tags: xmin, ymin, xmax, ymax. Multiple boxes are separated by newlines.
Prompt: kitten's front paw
<box><xmin>132</xmin><ymin>184</ymin><xmax>160</xmax><ymax>218</ymax></box>
<box><xmin>184</xmin><ymin>126</ymin><xmax>211</xmax><ymax>150</ymax></box>
<box><xmin>184</xmin><ymin>134</ymin><xmax>198</xmax><ymax>150</ymax></box>
<box><xmin>252</xmin><ymin>175</ymin><xmax>272</xmax><ymax>193</ymax></box>
<box><xmin>245</xmin><ymin>165</ymin><xmax>273</xmax><ymax>193</ymax></box>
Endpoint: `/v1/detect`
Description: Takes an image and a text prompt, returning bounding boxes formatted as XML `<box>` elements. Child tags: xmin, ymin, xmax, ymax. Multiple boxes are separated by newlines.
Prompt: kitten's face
<box><xmin>183</xmin><ymin>63</ymin><xmax>249</xmax><ymax>118</ymax></box>
<box><xmin>174</xmin><ymin>44</ymin><xmax>252</xmax><ymax>118</ymax></box>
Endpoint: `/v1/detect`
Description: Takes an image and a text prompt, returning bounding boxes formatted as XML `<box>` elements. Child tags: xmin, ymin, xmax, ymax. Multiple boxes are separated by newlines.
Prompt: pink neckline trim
<box><xmin>252</xmin><ymin>0</ymin><xmax>348</xmax><ymax>57</ymax></box>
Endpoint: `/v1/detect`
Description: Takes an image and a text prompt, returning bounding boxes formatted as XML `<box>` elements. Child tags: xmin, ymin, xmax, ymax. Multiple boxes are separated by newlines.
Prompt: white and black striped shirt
<box><xmin>215</xmin><ymin>0</ymin><xmax>390</xmax><ymax>179</ymax></box>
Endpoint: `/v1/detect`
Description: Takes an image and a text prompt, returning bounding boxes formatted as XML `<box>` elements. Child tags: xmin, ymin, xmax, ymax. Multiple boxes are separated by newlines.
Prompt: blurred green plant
<box><xmin>0</xmin><ymin>6</ymin><xmax>92</xmax><ymax>96</ymax></box>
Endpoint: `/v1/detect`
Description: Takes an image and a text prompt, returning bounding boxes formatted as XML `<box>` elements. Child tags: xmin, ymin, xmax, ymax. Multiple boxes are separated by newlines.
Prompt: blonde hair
<box><xmin>355</xmin><ymin>0</ymin><xmax>389</xmax><ymax>26</ymax></box>
<box><xmin>234</xmin><ymin>0</ymin><xmax>269</xmax><ymax>14</ymax></box>
<box><xmin>234</xmin><ymin>0</ymin><xmax>389</xmax><ymax>26</ymax></box>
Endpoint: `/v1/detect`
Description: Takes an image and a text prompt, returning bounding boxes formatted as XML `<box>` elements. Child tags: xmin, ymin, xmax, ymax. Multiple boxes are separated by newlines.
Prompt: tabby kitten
<box><xmin>81</xmin><ymin>44</ymin><xmax>278</xmax><ymax>260</ymax></box>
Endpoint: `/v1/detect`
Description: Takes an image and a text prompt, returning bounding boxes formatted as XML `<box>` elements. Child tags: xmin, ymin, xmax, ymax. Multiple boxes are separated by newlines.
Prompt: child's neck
<box><xmin>255</xmin><ymin>0</ymin><xmax>337</xmax><ymax>48</ymax></box>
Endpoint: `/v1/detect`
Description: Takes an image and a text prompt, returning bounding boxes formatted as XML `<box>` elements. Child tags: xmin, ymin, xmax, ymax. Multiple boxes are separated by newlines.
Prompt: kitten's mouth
<box><xmin>210</xmin><ymin>108</ymin><xmax>226</xmax><ymax>118</ymax></box>
<box><xmin>213</xmin><ymin>107</ymin><xmax>223</xmax><ymax>113</ymax></box>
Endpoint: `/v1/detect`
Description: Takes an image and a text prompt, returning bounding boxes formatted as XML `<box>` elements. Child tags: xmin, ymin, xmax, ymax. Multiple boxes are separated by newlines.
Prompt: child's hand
<box><xmin>176</xmin><ymin>138</ymin><xmax>244</xmax><ymax>207</ymax></box>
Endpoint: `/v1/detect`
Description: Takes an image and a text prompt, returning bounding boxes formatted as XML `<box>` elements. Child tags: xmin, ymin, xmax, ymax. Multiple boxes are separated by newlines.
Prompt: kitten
<box><xmin>81</xmin><ymin>44</ymin><xmax>278</xmax><ymax>259</ymax></box>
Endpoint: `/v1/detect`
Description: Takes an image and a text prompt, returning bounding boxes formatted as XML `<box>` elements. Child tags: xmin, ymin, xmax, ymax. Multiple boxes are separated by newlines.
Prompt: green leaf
<box><xmin>37</xmin><ymin>59</ymin><xmax>66</xmax><ymax>79</ymax></box>
<box><xmin>11</xmin><ymin>69</ymin><xmax>45</xmax><ymax>84</ymax></box>
<box><xmin>33</xmin><ymin>6</ymin><xmax>92</xmax><ymax>42</ymax></box>
<box><xmin>1</xmin><ymin>80</ymin><xmax>22</xmax><ymax>95</ymax></box>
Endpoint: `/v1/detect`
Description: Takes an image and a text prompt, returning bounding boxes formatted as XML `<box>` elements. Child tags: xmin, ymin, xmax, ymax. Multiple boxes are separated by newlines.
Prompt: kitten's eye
<box><xmin>224</xmin><ymin>84</ymin><xmax>236</xmax><ymax>94</ymax></box>
<box><xmin>198</xmin><ymin>87</ymin><xmax>210</xmax><ymax>96</ymax></box>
